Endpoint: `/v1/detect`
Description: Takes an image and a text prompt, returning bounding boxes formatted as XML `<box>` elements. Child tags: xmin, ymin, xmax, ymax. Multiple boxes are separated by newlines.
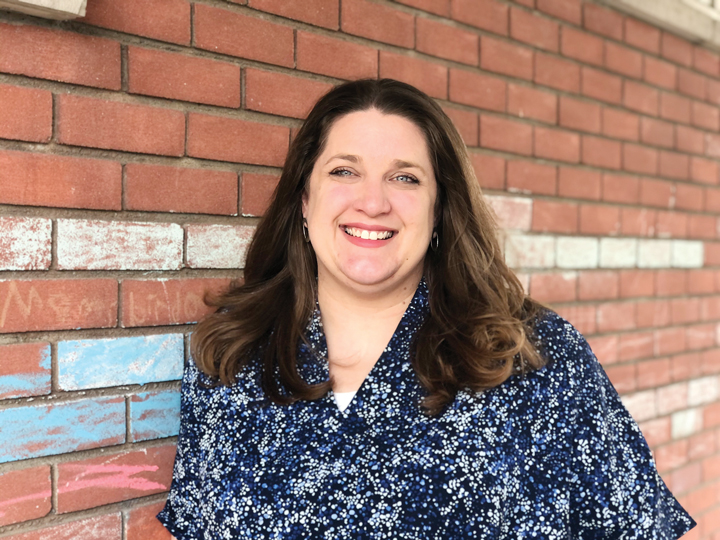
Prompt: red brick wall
<box><xmin>0</xmin><ymin>0</ymin><xmax>718</xmax><ymax>537</ymax></box>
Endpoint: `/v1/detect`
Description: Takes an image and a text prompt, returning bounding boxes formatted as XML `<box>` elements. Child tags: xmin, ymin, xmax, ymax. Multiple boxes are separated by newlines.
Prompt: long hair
<box><xmin>191</xmin><ymin>78</ymin><xmax>546</xmax><ymax>416</ymax></box>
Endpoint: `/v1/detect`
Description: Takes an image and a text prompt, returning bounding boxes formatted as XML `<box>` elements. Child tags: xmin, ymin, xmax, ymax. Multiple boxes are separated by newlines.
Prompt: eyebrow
<box><xmin>325</xmin><ymin>154</ymin><xmax>427</xmax><ymax>174</ymax></box>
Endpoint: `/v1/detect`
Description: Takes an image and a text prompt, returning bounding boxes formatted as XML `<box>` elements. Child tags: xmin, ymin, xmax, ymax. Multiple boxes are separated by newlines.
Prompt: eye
<box><xmin>329</xmin><ymin>167</ymin><xmax>354</xmax><ymax>177</ymax></box>
<box><xmin>395</xmin><ymin>173</ymin><xmax>420</xmax><ymax>184</ymax></box>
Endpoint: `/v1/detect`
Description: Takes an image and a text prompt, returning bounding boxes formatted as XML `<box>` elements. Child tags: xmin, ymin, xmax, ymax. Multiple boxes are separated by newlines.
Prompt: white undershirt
<box><xmin>333</xmin><ymin>390</ymin><xmax>357</xmax><ymax>412</ymax></box>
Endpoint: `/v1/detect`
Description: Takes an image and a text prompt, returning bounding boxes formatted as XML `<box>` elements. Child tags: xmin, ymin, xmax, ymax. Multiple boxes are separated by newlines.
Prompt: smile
<box><xmin>342</xmin><ymin>226</ymin><xmax>394</xmax><ymax>240</ymax></box>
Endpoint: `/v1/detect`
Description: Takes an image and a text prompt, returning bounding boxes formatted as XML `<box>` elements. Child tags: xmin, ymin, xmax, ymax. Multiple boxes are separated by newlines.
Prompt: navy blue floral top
<box><xmin>158</xmin><ymin>278</ymin><xmax>695</xmax><ymax>539</ymax></box>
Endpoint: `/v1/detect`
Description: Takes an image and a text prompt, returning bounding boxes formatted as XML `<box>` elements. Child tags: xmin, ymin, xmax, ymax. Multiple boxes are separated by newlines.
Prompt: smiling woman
<box><xmin>157</xmin><ymin>79</ymin><xmax>696</xmax><ymax>539</ymax></box>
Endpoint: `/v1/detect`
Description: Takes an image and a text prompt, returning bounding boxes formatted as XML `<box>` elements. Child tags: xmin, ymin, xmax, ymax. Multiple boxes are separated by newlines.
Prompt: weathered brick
<box><xmin>583</xmin><ymin>3</ymin><xmax>623</xmax><ymax>40</ymax></box>
<box><xmin>487</xmin><ymin>195</ymin><xmax>532</xmax><ymax>231</ymax></box>
<box><xmin>0</xmin><ymin>397</ymin><xmax>125</xmax><ymax>463</ymax></box>
<box><xmin>58</xmin><ymin>95</ymin><xmax>185</xmax><ymax>156</ymax></box>
<box><xmin>58</xmin><ymin>334</ymin><xmax>183</xmax><ymax>390</ymax></box>
<box><xmin>508</xmin><ymin>84</ymin><xmax>557</xmax><ymax>124</ymax></box>
<box><xmin>558</xmin><ymin>167</ymin><xmax>601</xmax><ymax>200</ymax></box>
<box><xmin>471</xmin><ymin>153</ymin><xmax>505</xmax><ymax>190</ymax></box>
<box><xmin>242</xmin><ymin>172</ymin><xmax>281</xmax><ymax>217</ymax></box>
<box><xmin>128</xmin><ymin>47</ymin><xmax>240</xmax><ymax>108</ymax></box>
<box><xmin>130</xmin><ymin>390</ymin><xmax>181</xmax><ymax>442</ymax></box>
<box><xmin>621</xmin><ymin>208</ymin><xmax>656</xmax><ymax>237</ymax></box>
<box><xmin>126</xmin><ymin>502</ymin><xmax>173</xmax><ymax>540</ymax></box>
<box><xmin>531</xmin><ymin>200</ymin><xmax>578</xmax><ymax>233</ymax></box>
<box><xmin>644</xmin><ymin>56</ymin><xmax>677</xmax><ymax>90</ymax></box>
<box><xmin>0</xmin><ymin>150</ymin><xmax>121</xmax><ymax>210</ymax></box>
<box><xmin>81</xmin><ymin>0</ymin><xmax>191</xmax><ymax>45</ymax></box>
<box><xmin>247</xmin><ymin>0</ymin><xmax>339</xmax><ymax>29</ymax></box>
<box><xmin>559</xmin><ymin>96</ymin><xmax>601</xmax><ymax>133</ymax></box>
<box><xmin>0</xmin><ymin>22</ymin><xmax>120</xmax><ymax>89</ymax></box>
<box><xmin>449</xmin><ymin>68</ymin><xmax>505</xmax><ymax>112</ymax></box>
<box><xmin>582</xmin><ymin>135</ymin><xmax>622</xmax><ymax>170</ymax></box>
<box><xmin>379</xmin><ymin>51</ymin><xmax>448</xmax><ymax>100</ymax></box>
<box><xmin>602</xmin><ymin>107</ymin><xmax>639</xmax><ymax>141</ymax></box>
<box><xmin>535</xmin><ymin>52</ymin><xmax>580</xmax><ymax>93</ymax></box>
<box><xmin>561</xmin><ymin>27</ymin><xmax>603</xmax><ymax>66</ymax></box>
<box><xmin>121</xmin><ymin>278</ymin><xmax>231</xmax><ymax>327</ymax></box>
<box><xmin>599</xmin><ymin>238</ymin><xmax>637</xmax><ymax>268</ymax></box>
<box><xmin>481</xmin><ymin>115</ymin><xmax>532</xmax><ymax>156</ymax></box>
<box><xmin>506</xmin><ymin>160</ymin><xmax>557</xmax><ymax>195</ymax></box>
<box><xmin>341</xmin><ymin>0</ymin><xmax>414</xmax><ymax>48</ymax></box>
<box><xmin>605</xmin><ymin>42</ymin><xmax>643</xmax><ymax>79</ymax></box>
<box><xmin>537</xmin><ymin>0</ymin><xmax>581</xmax><ymax>24</ymax></box>
<box><xmin>451</xmin><ymin>0</ymin><xmax>508</xmax><ymax>36</ymax></box>
<box><xmin>655</xmin><ymin>211</ymin><xmax>687</xmax><ymax>238</ymax></box>
<box><xmin>296</xmin><ymin>31</ymin><xmax>378</xmax><ymax>80</ymax></box>
<box><xmin>57</xmin><ymin>219</ymin><xmax>183</xmax><ymax>271</ymax></box>
<box><xmin>186</xmin><ymin>224</ymin><xmax>256</xmax><ymax>269</ymax></box>
<box><xmin>0</xmin><ymin>343</ymin><xmax>50</xmax><ymax>400</ymax></box>
<box><xmin>529</xmin><ymin>272</ymin><xmax>577</xmax><ymax>303</ymax></box>
<box><xmin>625</xmin><ymin>18</ymin><xmax>660</xmax><ymax>54</ymax></box>
<box><xmin>0</xmin><ymin>217</ymin><xmax>51</xmax><ymax>271</ymax></box>
<box><xmin>582</xmin><ymin>67</ymin><xmax>622</xmax><ymax>104</ymax></box>
<box><xmin>510</xmin><ymin>7</ymin><xmax>559</xmax><ymax>52</ymax></box>
<box><xmin>0</xmin><ymin>466</ymin><xmax>51</xmax><ymax>526</ymax></box>
<box><xmin>534</xmin><ymin>126</ymin><xmax>580</xmax><ymax>163</ymax></box>
<box><xmin>416</xmin><ymin>16</ymin><xmax>478</xmax><ymax>65</ymax></box>
<box><xmin>0</xmin><ymin>279</ymin><xmax>117</xmax><ymax>334</ymax></box>
<box><xmin>481</xmin><ymin>36</ymin><xmax>533</xmax><ymax>81</ymax></box>
<box><xmin>10</xmin><ymin>515</ymin><xmax>123</xmax><ymax>540</ymax></box>
<box><xmin>194</xmin><ymin>4</ymin><xmax>293</xmax><ymax>67</ymax></box>
<box><xmin>504</xmin><ymin>233</ymin><xmax>556</xmax><ymax>269</ymax></box>
<box><xmin>187</xmin><ymin>113</ymin><xmax>289</xmax><ymax>167</ymax></box>
<box><xmin>246</xmin><ymin>69</ymin><xmax>334</xmax><ymax>119</ymax></box>
<box><xmin>0</xmin><ymin>84</ymin><xmax>52</xmax><ymax>143</ymax></box>
<box><xmin>556</xmin><ymin>237</ymin><xmax>599</xmax><ymax>269</ymax></box>
<box><xmin>637</xmin><ymin>239</ymin><xmax>672</xmax><ymax>268</ymax></box>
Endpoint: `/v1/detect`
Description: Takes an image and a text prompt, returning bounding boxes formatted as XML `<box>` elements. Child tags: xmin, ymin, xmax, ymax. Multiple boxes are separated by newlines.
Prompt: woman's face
<box><xmin>302</xmin><ymin>109</ymin><xmax>437</xmax><ymax>296</ymax></box>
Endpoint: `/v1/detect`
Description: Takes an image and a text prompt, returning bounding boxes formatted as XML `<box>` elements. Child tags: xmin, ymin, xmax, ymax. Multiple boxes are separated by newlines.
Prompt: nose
<box><xmin>353</xmin><ymin>176</ymin><xmax>391</xmax><ymax>216</ymax></box>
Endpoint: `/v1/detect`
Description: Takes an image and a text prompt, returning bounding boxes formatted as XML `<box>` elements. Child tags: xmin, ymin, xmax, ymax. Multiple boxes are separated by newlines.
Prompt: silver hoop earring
<box><xmin>430</xmin><ymin>230</ymin><xmax>439</xmax><ymax>252</ymax></box>
<box><xmin>302</xmin><ymin>218</ymin><xmax>310</xmax><ymax>243</ymax></box>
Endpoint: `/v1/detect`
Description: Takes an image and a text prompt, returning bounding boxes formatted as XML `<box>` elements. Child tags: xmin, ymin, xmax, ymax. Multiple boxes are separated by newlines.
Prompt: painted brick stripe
<box><xmin>0</xmin><ymin>342</ymin><xmax>51</xmax><ymax>399</ymax></box>
<box><xmin>186</xmin><ymin>224</ymin><xmax>255</xmax><ymax>269</ymax></box>
<box><xmin>130</xmin><ymin>389</ymin><xmax>181</xmax><ymax>441</ymax></box>
<box><xmin>0</xmin><ymin>217</ymin><xmax>52</xmax><ymax>271</ymax></box>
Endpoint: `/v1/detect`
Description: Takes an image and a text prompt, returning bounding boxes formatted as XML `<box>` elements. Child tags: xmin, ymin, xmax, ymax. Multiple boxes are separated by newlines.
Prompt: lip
<box><xmin>340</xmin><ymin>223</ymin><xmax>397</xmax><ymax>233</ymax></box>
<box><xmin>340</xmin><ymin>223</ymin><xmax>396</xmax><ymax>248</ymax></box>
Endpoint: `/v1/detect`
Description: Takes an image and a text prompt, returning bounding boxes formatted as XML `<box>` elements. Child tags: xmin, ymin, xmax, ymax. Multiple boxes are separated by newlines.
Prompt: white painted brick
<box><xmin>504</xmin><ymin>234</ymin><xmax>555</xmax><ymax>269</ymax></box>
<box><xmin>671</xmin><ymin>408</ymin><xmax>702</xmax><ymax>439</ymax></box>
<box><xmin>637</xmin><ymin>239</ymin><xmax>672</xmax><ymax>268</ymax></box>
<box><xmin>0</xmin><ymin>217</ymin><xmax>51</xmax><ymax>270</ymax></box>
<box><xmin>556</xmin><ymin>237</ymin><xmax>598</xmax><ymax>269</ymax></box>
<box><xmin>186</xmin><ymin>224</ymin><xmax>255</xmax><ymax>269</ymax></box>
<box><xmin>671</xmin><ymin>240</ymin><xmax>704</xmax><ymax>268</ymax></box>
<box><xmin>621</xmin><ymin>389</ymin><xmax>656</xmax><ymax>422</ymax></box>
<box><xmin>486</xmin><ymin>195</ymin><xmax>532</xmax><ymax>231</ymax></box>
<box><xmin>599</xmin><ymin>238</ymin><xmax>637</xmax><ymax>268</ymax></box>
<box><xmin>57</xmin><ymin>219</ymin><xmax>183</xmax><ymax>270</ymax></box>
<box><xmin>656</xmin><ymin>382</ymin><xmax>688</xmax><ymax>415</ymax></box>
<box><xmin>688</xmin><ymin>375</ymin><xmax>719</xmax><ymax>406</ymax></box>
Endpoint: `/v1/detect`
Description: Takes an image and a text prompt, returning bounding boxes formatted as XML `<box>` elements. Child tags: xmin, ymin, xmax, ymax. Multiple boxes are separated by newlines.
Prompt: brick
<box><xmin>677</xmin><ymin>125</ymin><xmax>704</xmax><ymax>155</ymax></box>
<box><xmin>186</xmin><ymin>224</ymin><xmax>256</xmax><ymax>268</ymax></box>
<box><xmin>657</xmin><ymin>327</ymin><xmax>687</xmax><ymax>356</ymax></box>
<box><xmin>0</xmin><ymin>279</ymin><xmax>117</xmax><ymax>334</ymax></box>
<box><xmin>582</xmin><ymin>135</ymin><xmax>621</xmax><ymax>170</ymax></box>
<box><xmin>706</xmin><ymin>188</ymin><xmax>720</xmax><ymax>212</ymax></box>
<box><xmin>471</xmin><ymin>153</ymin><xmax>505</xmax><ymax>189</ymax></box>
<box><xmin>480</xmin><ymin>115</ymin><xmax>532</xmax><ymax>156</ymax></box>
<box><xmin>657</xmin><ymin>269</ymin><xmax>687</xmax><ymax>295</ymax></box>
<box><xmin>341</xmin><ymin>0</ymin><xmax>414</xmax><ymax>48</ymax></box>
<box><xmin>638</xmin><ymin>239</ymin><xmax>673</xmax><ymax>269</ymax></box>
<box><xmin>619</xmin><ymin>331</ymin><xmax>654</xmax><ymax>362</ymax></box>
<box><xmin>605</xmin><ymin>364</ymin><xmax>636</xmax><ymax>393</ymax></box>
<box><xmin>534</xmin><ymin>126</ymin><xmax>580</xmax><ymax>163</ymax></box>
<box><xmin>624</xmin><ymin>143</ymin><xmax>659</xmax><ymax>175</ymax></box>
<box><xmin>194</xmin><ymin>4</ymin><xmax>293</xmax><ymax>67</ymax></box>
<box><xmin>670</xmin><ymin>352</ymin><xmax>702</xmax><ymax>382</ymax></box>
<box><xmin>58</xmin><ymin>95</ymin><xmax>184</xmax><ymax>156</ymax></box>
<box><xmin>605</xmin><ymin>42</ymin><xmax>642</xmax><ymax>79</ymax></box>
<box><xmin>0</xmin><ymin>150</ymin><xmax>121</xmax><ymax>210</ymax></box>
<box><xmin>531</xmin><ymin>200</ymin><xmax>578</xmax><ymax>233</ymax></box>
<box><xmin>507</xmin><ymin>160</ymin><xmax>557</xmax><ymax>195</ymax></box>
<box><xmin>622</xmin><ymin>390</ymin><xmax>658</xmax><ymax>423</ymax></box>
<box><xmin>507</xmin><ymin>84</ymin><xmax>556</xmax><ymax>124</ymax></box>
<box><xmin>0</xmin><ymin>22</ymin><xmax>120</xmax><ymax>90</ymax></box>
<box><xmin>513</xmin><ymin>0</ymin><xmax>534</xmax><ymax>7</ymax></box>
<box><xmin>297</xmin><ymin>31</ymin><xmax>377</xmax><ymax>80</ymax></box>
<box><xmin>583</xmin><ymin>3</ymin><xmax>623</xmax><ymax>40</ymax></box>
<box><xmin>57</xmin><ymin>446</ymin><xmax>175</xmax><ymax>513</ymax></box>
<box><xmin>121</xmin><ymin>278</ymin><xmax>230</xmax><ymax>327</ymax></box>
<box><xmin>624</xmin><ymin>81</ymin><xmax>659</xmax><ymax>116</ymax></box>
<box><xmin>619</xmin><ymin>270</ymin><xmax>654</xmax><ymax>298</ymax></box>
<box><xmin>660</xmin><ymin>93</ymin><xmax>691</xmax><ymax>125</ymax></box>
<box><xmin>481</xmin><ymin>37</ymin><xmax>533</xmax><ymax>81</ymax></box>
<box><xmin>704</xmin><ymin>242</ymin><xmax>720</xmax><ymax>265</ymax></box>
<box><xmin>644</xmin><ymin>56</ymin><xmax>677</xmax><ymax>90</ymax></box>
<box><xmin>380</xmin><ymin>51</ymin><xmax>448</xmax><ymax>100</ymax></box>
<box><xmin>443</xmin><ymin>106</ymin><xmax>479</xmax><ymax>147</ymax></box>
<box><xmin>125</xmin><ymin>164</ymin><xmax>238</xmax><ymax>215</ymax></box>
<box><xmin>0</xmin><ymin>343</ymin><xmax>50</xmax><ymax>400</ymax></box>
<box><xmin>662</xmin><ymin>33</ymin><xmax>693</xmax><ymax>67</ymax></box>
<box><xmin>671</xmin><ymin>298</ymin><xmax>701</xmax><ymax>325</ymax></box>
<box><xmin>680</xmin><ymin>74</ymin><xmax>707</xmax><ymax>111</ymax></box>
<box><xmin>709</xmin><ymin>79</ymin><xmax>720</xmax><ymax>107</ymax></box>
<box><xmin>554</xmin><ymin>304</ymin><xmax>597</xmax><ymax>335</ymax></box>
<box><xmin>128</xmin><ymin>47</ymin><xmax>240</xmax><ymax>108</ymax></box>
<box><xmin>0</xmin><ymin>466</ymin><xmax>51</xmax><ymax>526</ymax></box>
<box><xmin>0</xmin><ymin>84</ymin><xmax>51</xmax><ymax>143</ymax></box>
<box><xmin>621</xmin><ymin>208</ymin><xmax>656</xmax><ymax>236</ymax></box>
<box><xmin>558</xmin><ymin>167</ymin><xmax>601</xmax><ymax>200</ymax></box>
<box><xmin>692</xmin><ymin>157</ymin><xmax>719</xmax><ymax>185</ymax></box>
<box><xmin>534</xmin><ymin>52</ymin><xmax>580</xmax><ymax>93</ymax></box>
<box><xmin>597</xmin><ymin>302</ymin><xmax>635</xmax><ymax>332</ymax></box>
<box><xmin>656</xmin><ymin>440</ymin><xmax>689</xmax><ymax>473</ymax></box>
<box><xmin>599</xmin><ymin>237</ymin><xmax>637</xmax><ymax>268</ymax></box>
<box><xmin>58</xmin><ymin>334</ymin><xmax>183</xmax><ymax>390</ymax></box>
<box><xmin>625</xmin><ymin>18</ymin><xmax>660</xmax><ymax>54</ymax></box>
<box><xmin>692</xmin><ymin>101</ymin><xmax>720</xmax><ymax>132</ymax></box>
<box><xmin>81</xmin><ymin>0</ymin><xmax>190</xmax><ymax>44</ymax></box>
<box><xmin>537</xmin><ymin>0</ymin><xmax>581</xmax><ymax>24</ymax></box>
<box><xmin>557</xmin><ymin>236</ymin><xmax>600</xmax><ymax>269</ymax></box>
<box><xmin>688</xmin><ymin>323</ymin><xmax>716</xmax><ymax>350</ymax></box>
<box><xmin>248</xmin><ymin>0</ymin><xmax>339</xmax><ymax>29</ymax></box>
<box><xmin>529</xmin><ymin>272</ymin><xmax>577</xmax><ymax>303</ymax></box>
<box><xmin>587</xmin><ymin>334</ymin><xmax>619</xmax><ymax>365</ymax></box>
<box><xmin>676</xmin><ymin>183</ymin><xmax>704</xmax><ymax>212</ymax></box>
<box><xmin>582</xmin><ymin>67</ymin><xmax>622</xmax><ymax>104</ymax></box>
<box><xmin>687</xmin><ymin>269</ymin><xmax>715</xmax><ymax>294</ymax></box>
<box><xmin>450</xmin><ymin>0</ymin><xmax>508</xmax><ymax>36</ymax></box>
<box><xmin>246</xmin><ymin>69</ymin><xmax>333</xmax><ymax>119</ymax></box>
<box><xmin>130</xmin><ymin>390</ymin><xmax>181</xmax><ymax>442</ymax></box>
<box><xmin>640</xmin><ymin>117</ymin><xmax>674</xmax><ymax>149</ymax></box>
<box><xmin>57</xmin><ymin>219</ymin><xmax>183</xmax><ymax>271</ymax></box>
<box><xmin>417</xmin><ymin>16</ymin><xmax>478</xmax><ymax>65</ymax></box>
<box><xmin>578</xmin><ymin>270</ymin><xmax>619</xmax><ymax>301</ymax></box>
<box><xmin>395</xmin><ymin>0</ymin><xmax>448</xmax><ymax>15</ymax></box>
<box><xmin>449</xmin><ymin>68</ymin><xmax>506</xmax><ymax>112</ymax></box>
<box><xmin>603</xmin><ymin>173</ymin><xmax>639</xmax><ymax>204</ymax></box>
<box><xmin>638</xmin><ymin>417</ymin><xmax>671</xmax><ymax>447</ymax></box>
<box><xmin>504</xmin><ymin>233</ymin><xmax>555</xmax><ymax>269</ymax></box>
<box><xmin>11</xmin><ymin>515</ymin><xmax>123</xmax><ymax>540</ymax></box>
<box><xmin>602</xmin><ymin>108</ymin><xmax>639</xmax><ymax>142</ymax></box>
<box><xmin>659</xmin><ymin>152</ymin><xmax>689</xmax><ymax>180</ymax></box>
<box><xmin>241</xmin><ymin>172</ymin><xmax>281</xmax><ymax>216</ymax></box>
<box><xmin>0</xmin><ymin>397</ymin><xmax>125</xmax><ymax>463</ymax></box>
<box><xmin>579</xmin><ymin>204</ymin><xmax>620</xmax><ymax>235</ymax></box>
<box><xmin>559</xmin><ymin>96</ymin><xmax>600</xmax><ymax>133</ymax></box>
<box><xmin>708</xmin><ymin>133</ymin><xmax>720</xmax><ymax>159</ymax></box>
<box><xmin>510</xmin><ymin>7</ymin><xmax>558</xmax><ymax>52</ymax></box>
<box><xmin>126</xmin><ymin>502</ymin><xmax>173</xmax><ymax>540</ymax></box>
<box><xmin>655</xmin><ymin>211</ymin><xmax>688</xmax><ymax>238</ymax></box>
<box><xmin>561</xmin><ymin>27</ymin><xmax>603</xmax><ymax>66</ymax></box>
<box><xmin>695</xmin><ymin>47</ymin><xmax>720</xmax><ymax>77</ymax></box>
<box><xmin>187</xmin><ymin>113</ymin><xmax>289</xmax><ymax>167</ymax></box>
<box><xmin>636</xmin><ymin>300</ymin><xmax>671</xmax><ymax>328</ymax></box>
<box><xmin>0</xmin><ymin>217</ymin><xmax>51</xmax><ymax>271</ymax></box>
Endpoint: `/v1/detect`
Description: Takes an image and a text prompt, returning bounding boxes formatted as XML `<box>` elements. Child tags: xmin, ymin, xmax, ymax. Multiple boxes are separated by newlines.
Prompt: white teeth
<box><xmin>343</xmin><ymin>227</ymin><xmax>393</xmax><ymax>240</ymax></box>
<box><xmin>369</xmin><ymin>231</ymin><xmax>378</xmax><ymax>240</ymax></box>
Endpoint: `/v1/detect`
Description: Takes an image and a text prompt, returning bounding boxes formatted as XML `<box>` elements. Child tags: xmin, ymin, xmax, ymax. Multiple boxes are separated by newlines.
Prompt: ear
<box><xmin>301</xmin><ymin>190</ymin><xmax>309</xmax><ymax>219</ymax></box>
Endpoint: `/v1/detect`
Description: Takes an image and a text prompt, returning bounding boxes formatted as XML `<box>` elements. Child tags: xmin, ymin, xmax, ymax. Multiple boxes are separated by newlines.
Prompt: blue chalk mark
<box><xmin>0</xmin><ymin>397</ymin><xmax>125</xmax><ymax>463</ymax></box>
<box><xmin>58</xmin><ymin>334</ymin><xmax>184</xmax><ymax>390</ymax></box>
<box><xmin>130</xmin><ymin>389</ymin><xmax>181</xmax><ymax>442</ymax></box>
<box><xmin>0</xmin><ymin>345</ymin><xmax>51</xmax><ymax>399</ymax></box>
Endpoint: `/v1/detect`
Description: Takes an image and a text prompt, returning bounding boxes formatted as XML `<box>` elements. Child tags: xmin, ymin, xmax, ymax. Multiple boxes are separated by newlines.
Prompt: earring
<box><xmin>430</xmin><ymin>230</ymin><xmax>439</xmax><ymax>251</ymax></box>
<box><xmin>302</xmin><ymin>218</ymin><xmax>310</xmax><ymax>243</ymax></box>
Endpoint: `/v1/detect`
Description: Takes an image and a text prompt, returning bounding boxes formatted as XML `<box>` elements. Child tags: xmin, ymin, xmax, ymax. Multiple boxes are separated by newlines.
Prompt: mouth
<box><xmin>342</xmin><ymin>226</ymin><xmax>395</xmax><ymax>241</ymax></box>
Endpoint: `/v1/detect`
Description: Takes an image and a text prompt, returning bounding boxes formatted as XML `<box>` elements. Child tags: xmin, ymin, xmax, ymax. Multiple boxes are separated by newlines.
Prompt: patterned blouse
<box><xmin>158</xmin><ymin>278</ymin><xmax>696</xmax><ymax>539</ymax></box>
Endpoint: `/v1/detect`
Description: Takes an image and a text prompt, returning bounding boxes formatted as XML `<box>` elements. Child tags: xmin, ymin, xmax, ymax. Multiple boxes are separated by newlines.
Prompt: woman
<box><xmin>158</xmin><ymin>79</ymin><xmax>695</xmax><ymax>538</ymax></box>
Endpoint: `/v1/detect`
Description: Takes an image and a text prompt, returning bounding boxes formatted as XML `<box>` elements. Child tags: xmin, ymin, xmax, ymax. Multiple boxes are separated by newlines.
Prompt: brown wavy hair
<box><xmin>191</xmin><ymin>78</ymin><xmax>547</xmax><ymax>416</ymax></box>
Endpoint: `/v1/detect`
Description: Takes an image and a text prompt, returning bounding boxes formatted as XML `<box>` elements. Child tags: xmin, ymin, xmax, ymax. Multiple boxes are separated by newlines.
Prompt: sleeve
<box><xmin>156</xmin><ymin>359</ymin><xmax>208</xmax><ymax>540</ymax></box>
<box><xmin>561</xmin><ymin>323</ymin><xmax>697</xmax><ymax>539</ymax></box>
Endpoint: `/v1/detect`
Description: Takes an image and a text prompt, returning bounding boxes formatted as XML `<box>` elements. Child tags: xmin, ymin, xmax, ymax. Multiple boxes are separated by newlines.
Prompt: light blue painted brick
<box><xmin>130</xmin><ymin>389</ymin><xmax>181</xmax><ymax>442</ymax></box>
<box><xmin>0</xmin><ymin>396</ymin><xmax>125</xmax><ymax>463</ymax></box>
<box><xmin>0</xmin><ymin>344</ymin><xmax>51</xmax><ymax>399</ymax></box>
<box><xmin>57</xmin><ymin>334</ymin><xmax>184</xmax><ymax>390</ymax></box>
